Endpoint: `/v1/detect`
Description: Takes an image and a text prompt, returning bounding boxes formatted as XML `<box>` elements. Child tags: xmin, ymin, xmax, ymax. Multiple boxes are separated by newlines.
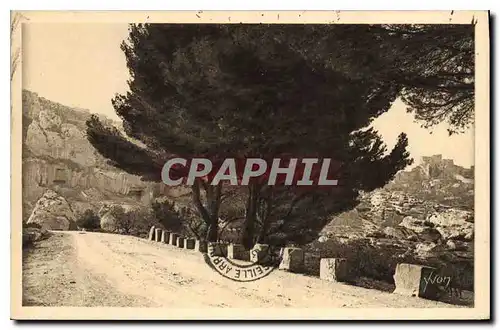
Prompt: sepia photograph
<box><xmin>10</xmin><ymin>10</ymin><xmax>490</xmax><ymax>320</ymax></box>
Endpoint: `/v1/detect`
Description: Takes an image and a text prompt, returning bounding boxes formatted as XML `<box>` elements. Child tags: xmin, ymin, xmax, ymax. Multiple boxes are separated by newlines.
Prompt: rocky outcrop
<box><xmin>26</xmin><ymin>190</ymin><xmax>77</xmax><ymax>230</ymax></box>
<box><xmin>22</xmin><ymin>90</ymin><xmax>165</xmax><ymax>220</ymax></box>
<box><xmin>427</xmin><ymin>209</ymin><xmax>474</xmax><ymax>241</ymax></box>
<box><xmin>398</xmin><ymin>216</ymin><xmax>442</xmax><ymax>242</ymax></box>
<box><xmin>314</xmin><ymin>155</ymin><xmax>474</xmax><ymax>287</ymax></box>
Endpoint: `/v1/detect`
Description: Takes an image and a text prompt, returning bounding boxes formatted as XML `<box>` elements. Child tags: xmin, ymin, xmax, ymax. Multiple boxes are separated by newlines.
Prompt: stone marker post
<box><xmin>160</xmin><ymin>230</ymin><xmax>167</xmax><ymax>243</ymax></box>
<box><xmin>320</xmin><ymin>258</ymin><xmax>348</xmax><ymax>282</ymax></box>
<box><xmin>393</xmin><ymin>263</ymin><xmax>441</xmax><ymax>300</ymax></box>
<box><xmin>154</xmin><ymin>228</ymin><xmax>162</xmax><ymax>242</ymax></box>
<box><xmin>250</xmin><ymin>243</ymin><xmax>270</xmax><ymax>264</ymax></box>
<box><xmin>148</xmin><ymin>226</ymin><xmax>156</xmax><ymax>241</ymax></box>
<box><xmin>176</xmin><ymin>236</ymin><xmax>185</xmax><ymax>248</ymax></box>
<box><xmin>170</xmin><ymin>233</ymin><xmax>179</xmax><ymax>246</ymax></box>
<box><xmin>195</xmin><ymin>240</ymin><xmax>208</xmax><ymax>253</ymax></box>
<box><xmin>163</xmin><ymin>231</ymin><xmax>171</xmax><ymax>244</ymax></box>
<box><xmin>227</xmin><ymin>243</ymin><xmax>249</xmax><ymax>260</ymax></box>
<box><xmin>184</xmin><ymin>238</ymin><xmax>196</xmax><ymax>249</ymax></box>
<box><xmin>279</xmin><ymin>247</ymin><xmax>304</xmax><ymax>273</ymax></box>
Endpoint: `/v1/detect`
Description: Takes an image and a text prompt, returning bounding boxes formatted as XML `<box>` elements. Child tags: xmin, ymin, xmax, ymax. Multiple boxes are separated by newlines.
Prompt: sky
<box><xmin>22</xmin><ymin>23</ymin><xmax>474</xmax><ymax>169</ymax></box>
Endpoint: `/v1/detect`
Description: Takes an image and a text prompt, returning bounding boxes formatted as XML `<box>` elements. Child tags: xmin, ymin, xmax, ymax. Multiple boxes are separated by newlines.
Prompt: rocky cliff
<box><xmin>314</xmin><ymin>156</ymin><xmax>474</xmax><ymax>289</ymax></box>
<box><xmin>22</xmin><ymin>90</ymin><xmax>165</xmax><ymax>222</ymax></box>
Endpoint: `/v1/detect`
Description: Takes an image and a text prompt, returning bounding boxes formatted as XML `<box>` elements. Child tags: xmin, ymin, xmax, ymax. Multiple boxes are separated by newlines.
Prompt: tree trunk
<box><xmin>255</xmin><ymin>189</ymin><xmax>273</xmax><ymax>243</ymax></box>
<box><xmin>192</xmin><ymin>179</ymin><xmax>222</xmax><ymax>242</ymax></box>
<box><xmin>241</xmin><ymin>183</ymin><xmax>261</xmax><ymax>249</ymax></box>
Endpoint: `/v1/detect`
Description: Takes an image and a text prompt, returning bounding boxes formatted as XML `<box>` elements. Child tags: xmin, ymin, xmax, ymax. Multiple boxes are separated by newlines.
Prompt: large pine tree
<box><xmin>87</xmin><ymin>24</ymin><xmax>414</xmax><ymax>246</ymax></box>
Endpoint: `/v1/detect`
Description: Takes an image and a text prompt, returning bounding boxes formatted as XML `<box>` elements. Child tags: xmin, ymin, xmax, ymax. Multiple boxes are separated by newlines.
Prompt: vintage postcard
<box><xmin>11</xmin><ymin>11</ymin><xmax>490</xmax><ymax>320</ymax></box>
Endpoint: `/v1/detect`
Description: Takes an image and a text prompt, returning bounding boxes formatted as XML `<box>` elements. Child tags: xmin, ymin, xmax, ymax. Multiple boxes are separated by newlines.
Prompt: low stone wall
<box><xmin>145</xmin><ymin>226</ymin><xmax>457</xmax><ymax>304</ymax></box>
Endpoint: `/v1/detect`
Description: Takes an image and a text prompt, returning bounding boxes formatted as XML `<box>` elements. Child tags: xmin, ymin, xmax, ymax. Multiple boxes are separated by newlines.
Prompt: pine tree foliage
<box><xmin>85</xmin><ymin>23</ymin><xmax>473</xmax><ymax>244</ymax></box>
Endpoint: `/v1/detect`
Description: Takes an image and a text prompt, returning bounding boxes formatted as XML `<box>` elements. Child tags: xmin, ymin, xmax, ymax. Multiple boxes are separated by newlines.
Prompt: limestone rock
<box><xmin>427</xmin><ymin>209</ymin><xmax>474</xmax><ymax>241</ymax></box>
<box><xmin>26</xmin><ymin>190</ymin><xmax>77</xmax><ymax>230</ymax></box>
<box><xmin>399</xmin><ymin>216</ymin><xmax>442</xmax><ymax>242</ymax></box>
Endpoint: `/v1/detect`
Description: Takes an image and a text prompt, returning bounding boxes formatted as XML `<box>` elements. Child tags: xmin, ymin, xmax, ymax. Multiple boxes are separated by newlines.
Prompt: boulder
<box><xmin>26</xmin><ymin>190</ymin><xmax>77</xmax><ymax>230</ymax></box>
<box><xmin>320</xmin><ymin>258</ymin><xmax>348</xmax><ymax>282</ymax></box>
<box><xmin>148</xmin><ymin>226</ymin><xmax>155</xmax><ymax>241</ymax></box>
<box><xmin>393</xmin><ymin>263</ymin><xmax>443</xmax><ymax>300</ymax></box>
<box><xmin>184</xmin><ymin>238</ymin><xmax>195</xmax><ymax>249</ymax></box>
<box><xmin>279</xmin><ymin>247</ymin><xmax>304</xmax><ymax>273</ymax></box>
<box><xmin>445</xmin><ymin>239</ymin><xmax>470</xmax><ymax>252</ymax></box>
<box><xmin>227</xmin><ymin>244</ymin><xmax>249</xmax><ymax>260</ymax></box>
<box><xmin>317</xmin><ymin>235</ymin><xmax>328</xmax><ymax>243</ymax></box>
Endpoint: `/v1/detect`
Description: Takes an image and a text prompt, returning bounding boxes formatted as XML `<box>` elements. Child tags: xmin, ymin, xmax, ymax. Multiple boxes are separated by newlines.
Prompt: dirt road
<box><xmin>23</xmin><ymin>231</ymin><xmax>456</xmax><ymax>308</ymax></box>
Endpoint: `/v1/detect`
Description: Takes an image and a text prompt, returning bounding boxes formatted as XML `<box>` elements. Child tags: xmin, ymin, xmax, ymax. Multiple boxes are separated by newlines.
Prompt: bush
<box><xmin>76</xmin><ymin>209</ymin><xmax>100</xmax><ymax>231</ymax></box>
<box><xmin>151</xmin><ymin>200</ymin><xmax>183</xmax><ymax>233</ymax></box>
<box><xmin>115</xmin><ymin>208</ymin><xmax>156</xmax><ymax>237</ymax></box>
<box><xmin>150</xmin><ymin>199</ymin><xmax>206</xmax><ymax>239</ymax></box>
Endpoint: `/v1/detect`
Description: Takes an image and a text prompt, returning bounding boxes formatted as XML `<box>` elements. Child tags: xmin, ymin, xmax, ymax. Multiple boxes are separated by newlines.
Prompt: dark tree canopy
<box><xmin>84</xmin><ymin>23</ymin><xmax>476</xmax><ymax>245</ymax></box>
<box><xmin>285</xmin><ymin>24</ymin><xmax>474</xmax><ymax>134</ymax></box>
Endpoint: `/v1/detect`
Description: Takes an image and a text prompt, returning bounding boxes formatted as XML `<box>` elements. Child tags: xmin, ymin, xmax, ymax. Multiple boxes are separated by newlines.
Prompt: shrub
<box><xmin>116</xmin><ymin>208</ymin><xmax>156</xmax><ymax>237</ymax></box>
<box><xmin>76</xmin><ymin>209</ymin><xmax>100</xmax><ymax>231</ymax></box>
<box><xmin>151</xmin><ymin>200</ymin><xmax>183</xmax><ymax>233</ymax></box>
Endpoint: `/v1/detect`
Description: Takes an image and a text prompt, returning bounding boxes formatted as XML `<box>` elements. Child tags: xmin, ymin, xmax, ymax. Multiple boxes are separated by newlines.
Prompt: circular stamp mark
<box><xmin>203</xmin><ymin>244</ymin><xmax>283</xmax><ymax>282</ymax></box>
